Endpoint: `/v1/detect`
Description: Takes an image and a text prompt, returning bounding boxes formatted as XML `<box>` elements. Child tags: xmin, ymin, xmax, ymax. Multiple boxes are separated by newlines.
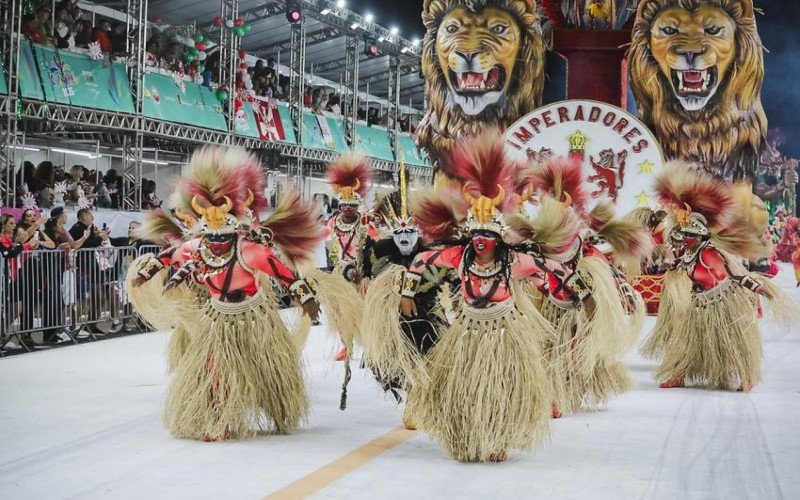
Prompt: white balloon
<box><xmin>242</xmin><ymin>73</ymin><xmax>251</xmax><ymax>83</ymax></box>
<box><xmin>198</xmin><ymin>51</ymin><xmax>207</xmax><ymax>61</ymax></box>
<box><xmin>185</xmin><ymin>39</ymin><xmax>195</xmax><ymax>48</ymax></box>
<box><xmin>247</xmin><ymin>89</ymin><xmax>256</xmax><ymax>97</ymax></box>
<box><xmin>194</xmin><ymin>74</ymin><xmax>203</xmax><ymax>84</ymax></box>
<box><xmin>225</xmin><ymin>19</ymin><xmax>235</xmax><ymax>29</ymax></box>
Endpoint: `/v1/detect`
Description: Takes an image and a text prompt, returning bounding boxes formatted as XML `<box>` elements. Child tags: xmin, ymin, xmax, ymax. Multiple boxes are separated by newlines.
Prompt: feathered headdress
<box><xmin>443</xmin><ymin>130</ymin><xmax>523</xmax><ymax>234</ymax></box>
<box><xmin>506</xmin><ymin>196</ymin><xmax>583</xmax><ymax>259</ymax></box>
<box><xmin>260</xmin><ymin>186</ymin><xmax>324</xmax><ymax>266</ymax></box>
<box><xmin>411</xmin><ymin>182</ymin><xmax>468</xmax><ymax>243</ymax></box>
<box><xmin>587</xmin><ymin>199</ymin><xmax>655</xmax><ymax>266</ymax></box>
<box><xmin>172</xmin><ymin>147</ymin><xmax>263</xmax><ymax>235</ymax></box>
<box><xmin>326</xmin><ymin>153</ymin><xmax>372</xmax><ymax>206</ymax></box>
<box><xmin>374</xmin><ymin>161</ymin><xmax>415</xmax><ymax>232</ymax></box>
<box><xmin>136</xmin><ymin>208</ymin><xmax>186</xmax><ymax>246</ymax></box>
<box><xmin>530</xmin><ymin>155</ymin><xmax>589</xmax><ymax>214</ymax></box>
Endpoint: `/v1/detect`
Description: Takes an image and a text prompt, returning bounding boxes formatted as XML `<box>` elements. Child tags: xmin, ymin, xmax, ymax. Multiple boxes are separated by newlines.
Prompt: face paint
<box><xmin>340</xmin><ymin>205</ymin><xmax>358</xmax><ymax>218</ymax></box>
<box><xmin>471</xmin><ymin>234</ymin><xmax>498</xmax><ymax>256</ymax></box>
<box><xmin>206</xmin><ymin>235</ymin><xmax>234</xmax><ymax>256</ymax></box>
<box><xmin>682</xmin><ymin>235</ymin><xmax>699</xmax><ymax>248</ymax></box>
<box><xmin>392</xmin><ymin>228</ymin><xmax>420</xmax><ymax>256</ymax></box>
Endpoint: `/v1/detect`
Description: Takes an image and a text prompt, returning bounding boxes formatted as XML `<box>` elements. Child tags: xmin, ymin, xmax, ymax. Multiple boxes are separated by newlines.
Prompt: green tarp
<box><xmin>301</xmin><ymin>112</ymin><xmax>348</xmax><ymax>153</ymax></box>
<box><xmin>397</xmin><ymin>133</ymin><xmax>429</xmax><ymax>167</ymax></box>
<box><xmin>354</xmin><ymin>124</ymin><xmax>393</xmax><ymax>161</ymax></box>
<box><xmin>18</xmin><ymin>43</ymin><xmax>134</xmax><ymax>112</ymax></box>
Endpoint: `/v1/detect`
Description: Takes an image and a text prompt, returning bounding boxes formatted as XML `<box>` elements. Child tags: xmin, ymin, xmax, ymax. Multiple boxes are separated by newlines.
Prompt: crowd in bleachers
<box><xmin>14</xmin><ymin>161</ymin><xmax>161</xmax><ymax>211</ymax></box>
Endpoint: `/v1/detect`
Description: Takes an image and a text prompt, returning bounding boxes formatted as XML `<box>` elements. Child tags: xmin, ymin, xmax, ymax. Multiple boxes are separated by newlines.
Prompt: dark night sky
<box><xmin>348</xmin><ymin>0</ymin><xmax>799</xmax><ymax>157</ymax></box>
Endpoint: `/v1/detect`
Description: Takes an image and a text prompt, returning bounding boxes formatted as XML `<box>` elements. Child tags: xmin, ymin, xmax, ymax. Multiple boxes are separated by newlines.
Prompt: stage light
<box><xmin>400</xmin><ymin>47</ymin><xmax>410</xmax><ymax>54</ymax></box>
<box><xmin>286</xmin><ymin>1</ymin><xmax>302</xmax><ymax>23</ymax></box>
<box><xmin>412</xmin><ymin>38</ymin><xmax>420</xmax><ymax>47</ymax></box>
<box><xmin>321</xmin><ymin>8</ymin><xmax>331</xmax><ymax>15</ymax></box>
<box><xmin>364</xmin><ymin>13</ymin><xmax>374</xmax><ymax>23</ymax></box>
<box><xmin>377</xmin><ymin>36</ymin><xmax>385</xmax><ymax>42</ymax></box>
<box><xmin>390</xmin><ymin>26</ymin><xmax>399</xmax><ymax>36</ymax></box>
<box><xmin>350</xmin><ymin>21</ymin><xmax>360</xmax><ymax>29</ymax></box>
<box><xmin>336</xmin><ymin>0</ymin><xmax>346</xmax><ymax>8</ymax></box>
<box><xmin>51</xmin><ymin>148</ymin><xmax>100</xmax><ymax>159</ymax></box>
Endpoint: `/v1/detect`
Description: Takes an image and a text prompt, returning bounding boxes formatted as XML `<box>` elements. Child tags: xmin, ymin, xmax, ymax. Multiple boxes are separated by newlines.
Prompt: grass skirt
<box><xmin>640</xmin><ymin>270</ymin><xmax>692</xmax><ymax>360</ymax></box>
<box><xmin>655</xmin><ymin>280</ymin><xmax>762</xmax><ymax>390</ymax></box>
<box><xmin>407</xmin><ymin>289</ymin><xmax>551</xmax><ymax>462</ymax></box>
<box><xmin>164</xmin><ymin>285</ymin><xmax>309</xmax><ymax>440</ymax></box>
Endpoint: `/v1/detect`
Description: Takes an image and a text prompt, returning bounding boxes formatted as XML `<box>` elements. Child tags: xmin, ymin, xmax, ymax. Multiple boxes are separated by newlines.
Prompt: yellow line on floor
<box><xmin>263</xmin><ymin>427</ymin><xmax>416</xmax><ymax>500</ymax></box>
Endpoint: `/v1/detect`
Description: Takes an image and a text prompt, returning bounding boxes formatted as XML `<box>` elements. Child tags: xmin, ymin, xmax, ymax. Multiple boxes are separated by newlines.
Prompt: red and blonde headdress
<box><xmin>325</xmin><ymin>153</ymin><xmax>372</xmax><ymax>207</ymax></box>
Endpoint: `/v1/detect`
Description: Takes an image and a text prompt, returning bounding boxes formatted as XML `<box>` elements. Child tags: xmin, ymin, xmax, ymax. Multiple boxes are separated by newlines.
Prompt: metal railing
<box><xmin>0</xmin><ymin>245</ymin><xmax>156</xmax><ymax>354</ymax></box>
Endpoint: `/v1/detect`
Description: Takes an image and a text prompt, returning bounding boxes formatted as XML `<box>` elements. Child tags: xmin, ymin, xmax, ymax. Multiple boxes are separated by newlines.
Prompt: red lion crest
<box><xmin>588</xmin><ymin>148</ymin><xmax>628</xmax><ymax>200</ymax></box>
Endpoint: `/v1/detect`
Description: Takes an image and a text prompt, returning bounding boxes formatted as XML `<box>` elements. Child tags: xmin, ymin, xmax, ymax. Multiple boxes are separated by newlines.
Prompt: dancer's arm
<box><xmin>245</xmin><ymin>243</ymin><xmax>321</xmax><ymax>320</ymax></box>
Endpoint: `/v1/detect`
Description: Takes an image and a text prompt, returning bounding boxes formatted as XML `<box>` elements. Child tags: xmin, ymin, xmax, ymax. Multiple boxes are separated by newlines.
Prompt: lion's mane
<box><xmin>628</xmin><ymin>0</ymin><xmax>767</xmax><ymax>182</ymax></box>
<box><xmin>417</xmin><ymin>0</ymin><xmax>547</xmax><ymax>170</ymax></box>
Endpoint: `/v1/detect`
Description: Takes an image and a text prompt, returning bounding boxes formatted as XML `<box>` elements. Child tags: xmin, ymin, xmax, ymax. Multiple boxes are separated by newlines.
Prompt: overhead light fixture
<box><xmin>412</xmin><ymin>38</ymin><xmax>420</xmax><ymax>47</ymax></box>
<box><xmin>336</xmin><ymin>0</ymin><xmax>346</xmax><ymax>8</ymax></box>
<box><xmin>51</xmin><ymin>148</ymin><xmax>100</xmax><ymax>159</ymax></box>
<box><xmin>286</xmin><ymin>1</ymin><xmax>302</xmax><ymax>23</ymax></box>
<box><xmin>320</xmin><ymin>8</ymin><xmax>331</xmax><ymax>15</ymax></box>
<box><xmin>390</xmin><ymin>26</ymin><xmax>399</xmax><ymax>36</ymax></box>
<box><xmin>364</xmin><ymin>13</ymin><xmax>374</xmax><ymax>23</ymax></box>
<box><xmin>350</xmin><ymin>21</ymin><xmax>360</xmax><ymax>29</ymax></box>
<box><xmin>12</xmin><ymin>145</ymin><xmax>41</xmax><ymax>152</ymax></box>
<box><xmin>400</xmin><ymin>47</ymin><xmax>410</xmax><ymax>54</ymax></box>
<box><xmin>377</xmin><ymin>36</ymin><xmax>385</xmax><ymax>42</ymax></box>
<box><xmin>141</xmin><ymin>159</ymin><xmax>169</xmax><ymax>165</ymax></box>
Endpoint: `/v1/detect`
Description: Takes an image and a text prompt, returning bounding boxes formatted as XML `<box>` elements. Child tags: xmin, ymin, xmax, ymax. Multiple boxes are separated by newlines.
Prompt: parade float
<box><xmin>416</xmin><ymin>0</ymin><xmax>771</xmax><ymax>314</ymax></box>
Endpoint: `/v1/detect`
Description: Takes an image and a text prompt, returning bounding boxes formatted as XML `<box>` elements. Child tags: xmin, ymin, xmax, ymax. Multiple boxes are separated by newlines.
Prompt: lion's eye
<box><xmin>490</xmin><ymin>24</ymin><xmax>508</xmax><ymax>35</ymax></box>
<box><xmin>705</xmin><ymin>26</ymin><xmax>723</xmax><ymax>35</ymax></box>
<box><xmin>445</xmin><ymin>24</ymin><xmax>459</xmax><ymax>34</ymax></box>
<box><xmin>660</xmin><ymin>26</ymin><xmax>678</xmax><ymax>35</ymax></box>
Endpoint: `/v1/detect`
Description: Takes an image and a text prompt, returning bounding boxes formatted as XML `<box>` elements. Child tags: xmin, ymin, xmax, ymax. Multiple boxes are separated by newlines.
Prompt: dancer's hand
<box><xmin>302</xmin><ymin>299</ymin><xmax>321</xmax><ymax>322</ymax></box>
<box><xmin>583</xmin><ymin>296</ymin><xmax>596</xmax><ymax>318</ymax></box>
<box><xmin>400</xmin><ymin>297</ymin><xmax>417</xmax><ymax>317</ymax></box>
<box><xmin>132</xmin><ymin>275</ymin><xmax>147</xmax><ymax>288</ymax></box>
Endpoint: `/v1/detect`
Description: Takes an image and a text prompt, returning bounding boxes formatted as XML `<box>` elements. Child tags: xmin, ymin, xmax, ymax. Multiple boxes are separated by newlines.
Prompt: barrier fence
<box><xmin>0</xmin><ymin>245</ymin><xmax>157</xmax><ymax>354</ymax></box>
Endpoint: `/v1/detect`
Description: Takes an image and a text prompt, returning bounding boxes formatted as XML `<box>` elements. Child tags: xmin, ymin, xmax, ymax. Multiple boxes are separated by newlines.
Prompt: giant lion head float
<box><xmin>417</xmin><ymin>0</ymin><xmax>547</xmax><ymax>174</ymax></box>
<box><xmin>628</xmin><ymin>0</ymin><xmax>767</xmax><ymax>182</ymax></box>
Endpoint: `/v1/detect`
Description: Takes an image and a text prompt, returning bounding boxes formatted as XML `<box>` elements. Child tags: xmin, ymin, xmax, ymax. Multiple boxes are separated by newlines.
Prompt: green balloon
<box><xmin>233</xmin><ymin>26</ymin><xmax>246</xmax><ymax>37</ymax></box>
<box><xmin>189</xmin><ymin>47</ymin><xmax>199</xmax><ymax>56</ymax></box>
<box><xmin>198</xmin><ymin>64</ymin><xmax>206</xmax><ymax>73</ymax></box>
<box><xmin>216</xmin><ymin>90</ymin><xmax>229</xmax><ymax>102</ymax></box>
<box><xmin>193</xmin><ymin>33</ymin><xmax>205</xmax><ymax>43</ymax></box>
<box><xmin>244</xmin><ymin>24</ymin><xmax>251</xmax><ymax>32</ymax></box>
<box><xmin>184</xmin><ymin>54</ymin><xmax>196</xmax><ymax>63</ymax></box>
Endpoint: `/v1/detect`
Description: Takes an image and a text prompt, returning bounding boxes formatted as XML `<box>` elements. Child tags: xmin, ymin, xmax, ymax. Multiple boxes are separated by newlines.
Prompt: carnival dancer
<box><xmin>644</xmin><ymin>163</ymin><xmax>797</xmax><ymax>392</ymax></box>
<box><xmin>360</xmin><ymin>164</ymin><xmax>458</xmax><ymax>429</ymax></box>
<box><xmin>322</xmin><ymin>153</ymin><xmax>374</xmax><ymax>362</ymax></box>
<box><xmin>520</xmin><ymin>157</ymin><xmax>649</xmax><ymax>417</ymax></box>
<box><xmin>394</xmin><ymin>134</ymin><xmax>581</xmax><ymax>463</ymax></box>
<box><xmin>126</xmin><ymin>147</ymin><xmax>325</xmax><ymax>441</ymax></box>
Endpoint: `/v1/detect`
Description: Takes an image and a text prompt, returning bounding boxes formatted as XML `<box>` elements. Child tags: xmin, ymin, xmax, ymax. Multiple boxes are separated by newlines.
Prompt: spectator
<box><xmin>55</xmin><ymin>7</ymin><xmax>72</xmax><ymax>48</ymax></box>
<box><xmin>91</xmin><ymin>19</ymin><xmax>112</xmax><ymax>54</ymax></box>
<box><xmin>16</xmin><ymin>161</ymin><xmax>36</xmax><ymax>195</ymax></box>
<box><xmin>1</xmin><ymin>214</ymin><xmax>40</xmax><ymax>348</ymax></box>
<box><xmin>103</xmin><ymin>169</ymin><xmax>120</xmax><ymax>209</ymax></box>
<box><xmin>69</xmin><ymin>209</ymin><xmax>109</xmax><ymax>335</ymax></box>
<box><xmin>110</xmin><ymin>221</ymin><xmax>154</xmax><ymax>251</ymax></box>
<box><xmin>251</xmin><ymin>59</ymin><xmax>265</xmax><ymax>79</ymax></box>
<box><xmin>303</xmin><ymin>88</ymin><xmax>312</xmax><ymax>107</ymax></box>
<box><xmin>15</xmin><ymin>210</ymin><xmax>54</xmax><ymax>343</ymax></box>
<box><xmin>72</xmin><ymin>20</ymin><xmax>91</xmax><ymax>48</ymax></box>
<box><xmin>32</xmin><ymin>161</ymin><xmax>56</xmax><ymax>208</ymax></box>
<box><xmin>109</xmin><ymin>21</ymin><xmax>127</xmax><ymax>56</ymax></box>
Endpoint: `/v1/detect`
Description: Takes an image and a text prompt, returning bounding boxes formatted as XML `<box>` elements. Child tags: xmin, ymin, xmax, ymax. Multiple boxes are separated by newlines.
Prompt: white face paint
<box><xmin>393</xmin><ymin>228</ymin><xmax>420</xmax><ymax>256</ymax></box>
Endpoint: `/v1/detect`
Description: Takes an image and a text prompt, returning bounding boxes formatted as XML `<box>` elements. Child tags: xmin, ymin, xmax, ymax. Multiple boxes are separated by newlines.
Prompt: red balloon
<box><xmin>213</xmin><ymin>16</ymin><xmax>223</xmax><ymax>26</ymax></box>
<box><xmin>238</xmin><ymin>50</ymin><xmax>247</xmax><ymax>59</ymax></box>
<box><xmin>234</xmin><ymin>18</ymin><xmax>244</xmax><ymax>27</ymax></box>
<box><xmin>152</xmin><ymin>16</ymin><xmax>163</xmax><ymax>25</ymax></box>
<box><xmin>32</xmin><ymin>32</ymin><xmax>42</xmax><ymax>41</ymax></box>
<box><xmin>234</xmin><ymin>97</ymin><xmax>244</xmax><ymax>110</ymax></box>
<box><xmin>196</xmin><ymin>42</ymin><xmax>207</xmax><ymax>51</ymax></box>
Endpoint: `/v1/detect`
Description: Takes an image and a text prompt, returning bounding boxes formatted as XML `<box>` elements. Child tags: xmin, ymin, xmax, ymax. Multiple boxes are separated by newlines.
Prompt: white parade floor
<box><xmin>2</xmin><ymin>269</ymin><xmax>800</xmax><ymax>500</ymax></box>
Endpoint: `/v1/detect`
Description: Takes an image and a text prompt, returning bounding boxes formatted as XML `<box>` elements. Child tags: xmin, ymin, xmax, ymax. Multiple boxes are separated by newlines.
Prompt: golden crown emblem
<box><xmin>567</xmin><ymin>130</ymin><xmax>589</xmax><ymax>152</ymax></box>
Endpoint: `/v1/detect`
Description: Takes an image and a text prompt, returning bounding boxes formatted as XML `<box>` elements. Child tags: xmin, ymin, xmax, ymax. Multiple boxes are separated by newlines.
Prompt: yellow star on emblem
<box><xmin>636</xmin><ymin>192</ymin><xmax>651</xmax><ymax>207</ymax></box>
<box><xmin>639</xmin><ymin>159</ymin><xmax>655</xmax><ymax>174</ymax></box>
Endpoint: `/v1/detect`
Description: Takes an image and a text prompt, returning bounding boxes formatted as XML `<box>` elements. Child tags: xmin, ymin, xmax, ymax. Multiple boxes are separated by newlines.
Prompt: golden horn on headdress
<box><xmin>174</xmin><ymin>208</ymin><xmax>196</xmax><ymax>227</ymax></box>
<box><xmin>492</xmin><ymin>185</ymin><xmax>505</xmax><ymax>207</ymax></box>
<box><xmin>354</xmin><ymin>179</ymin><xmax>361</xmax><ymax>192</ymax></box>
<box><xmin>221</xmin><ymin>196</ymin><xmax>233</xmax><ymax>213</ymax></box>
<box><xmin>191</xmin><ymin>195</ymin><xmax>207</xmax><ymax>216</ymax></box>
<box><xmin>676</xmin><ymin>202</ymin><xmax>692</xmax><ymax>228</ymax></box>
<box><xmin>562</xmin><ymin>192</ymin><xmax>573</xmax><ymax>207</ymax></box>
<box><xmin>244</xmin><ymin>189</ymin><xmax>254</xmax><ymax>208</ymax></box>
<box><xmin>519</xmin><ymin>183</ymin><xmax>533</xmax><ymax>203</ymax></box>
<box><xmin>462</xmin><ymin>183</ymin><xmax>476</xmax><ymax>206</ymax></box>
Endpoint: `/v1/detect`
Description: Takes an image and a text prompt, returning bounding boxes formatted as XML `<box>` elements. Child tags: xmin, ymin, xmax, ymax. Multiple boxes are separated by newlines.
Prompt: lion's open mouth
<box><xmin>671</xmin><ymin>67</ymin><xmax>718</xmax><ymax>97</ymax></box>
<box><xmin>449</xmin><ymin>65</ymin><xmax>505</xmax><ymax>94</ymax></box>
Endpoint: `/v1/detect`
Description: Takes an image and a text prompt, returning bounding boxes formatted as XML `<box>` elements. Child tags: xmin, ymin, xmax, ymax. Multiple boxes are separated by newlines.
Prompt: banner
<box><xmin>398</xmin><ymin>133</ymin><xmax>429</xmax><ymax>167</ymax></box>
<box><xmin>0</xmin><ymin>58</ymin><xmax>7</xmax><ymax>94</ymax></box>
<box><xmin>316</xmin><ymin>114</ymin><xmax>335</xmax><ymax>149</ymax></box>
<box><xmin>142</xmin><ymin>72</ymin><xmax>227</xmax><ymax>131</ymax></box>
<box><xmin>233</xmin><ymin>100</ymin><xmax>261</xmax><ymax>139</ymax></box>
<box><xmin>253</xmin><ymin>98</ymin><xmax>286</xmax><ymax>142</ymax></box>
<box><xmin>17</xmin><ymin>44</ymin><xmax>134</xmax><ymax>112</ymax></box>
<box><xmin>504</xmin><ymin>100</ymin><xmax>665</xmax><ymax>214</ymax></box>
<box><xmin>354</xmin><ymin>124</ymin><xmax>393</xmax><ymax>161</ymax></box>
<box><xmin>301</xmin><ymin>112</ymin><xmax>347</xmax><ymax>153</ymax></box>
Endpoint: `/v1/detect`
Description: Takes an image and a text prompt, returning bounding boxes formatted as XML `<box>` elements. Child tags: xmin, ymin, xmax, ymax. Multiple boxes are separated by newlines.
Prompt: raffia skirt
<box><xmin>164</xmin><ymin>287</ymin><xmax>309</xmax><ymax>440</ymax></box>
<box><xmin>407</xmin><ymin>292</ymin><xmax>551</xmax><ymax>462</ymax></box>
<box><xmin>655</xmin><ymin>280</ymin><xmax>762</xmax><ymax>390</ymax></box>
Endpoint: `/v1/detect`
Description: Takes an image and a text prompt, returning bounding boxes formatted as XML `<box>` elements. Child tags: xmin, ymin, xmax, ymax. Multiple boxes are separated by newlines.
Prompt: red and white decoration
<box><xmin>504</xmin><ymin>100</ymin><xmax>664</xmax><ymax>214</ymax></box>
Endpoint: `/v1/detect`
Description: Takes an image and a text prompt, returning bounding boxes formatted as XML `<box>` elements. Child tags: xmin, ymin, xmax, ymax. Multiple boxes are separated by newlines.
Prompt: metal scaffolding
<box><xmin>0</xmin><ymin>0</ymin><xmax>428</xmax><ymax>210</ymax></box>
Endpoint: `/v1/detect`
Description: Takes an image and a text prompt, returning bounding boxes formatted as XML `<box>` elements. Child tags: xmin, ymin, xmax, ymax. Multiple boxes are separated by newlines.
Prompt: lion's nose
<box><xmin>454</xmin><ymin>50</ymin><xmax>478</xmax><ymax>63</ymax></box>
<box><xmin>678</xmin><ymin>48</ymin><xmax>706</xmax><ymax>66</ymax></box>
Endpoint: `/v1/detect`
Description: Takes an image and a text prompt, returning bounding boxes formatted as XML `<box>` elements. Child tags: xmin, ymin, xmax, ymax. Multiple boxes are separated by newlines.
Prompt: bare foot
<box><xmin>659</xmin><ymin>378</ymin><xmax>685</xmax><ymax>389</ymax></box>
<box><xmin>737</xmin><ymin>381</ymin><xmax>754</xmax><ymax>392</ymax></box>
<box><xmin>402</xmin><ymin>417</ymin><xmax>417</xmax><ymax>430</ymax></box>
<box><xmin>335</xmin><ymin>347</ymin><xmax>348</xmax><ymax>362</ymax></box>
<box><xmin>552</xmin><ymin>403</ymin><xmax>563</xmax><ymax>419</ymax></box>
<box><xmin>489</xmin><ymin>451</ymin><xmax>508</xmax><ymax>463</ymax></box>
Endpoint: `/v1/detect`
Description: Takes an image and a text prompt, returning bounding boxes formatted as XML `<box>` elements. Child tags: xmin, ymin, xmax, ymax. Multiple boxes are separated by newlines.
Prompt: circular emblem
<box><xmin>504</xmin><ymin>99</ymin><xmax>665</xmax><ymax>214</ymax></box>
